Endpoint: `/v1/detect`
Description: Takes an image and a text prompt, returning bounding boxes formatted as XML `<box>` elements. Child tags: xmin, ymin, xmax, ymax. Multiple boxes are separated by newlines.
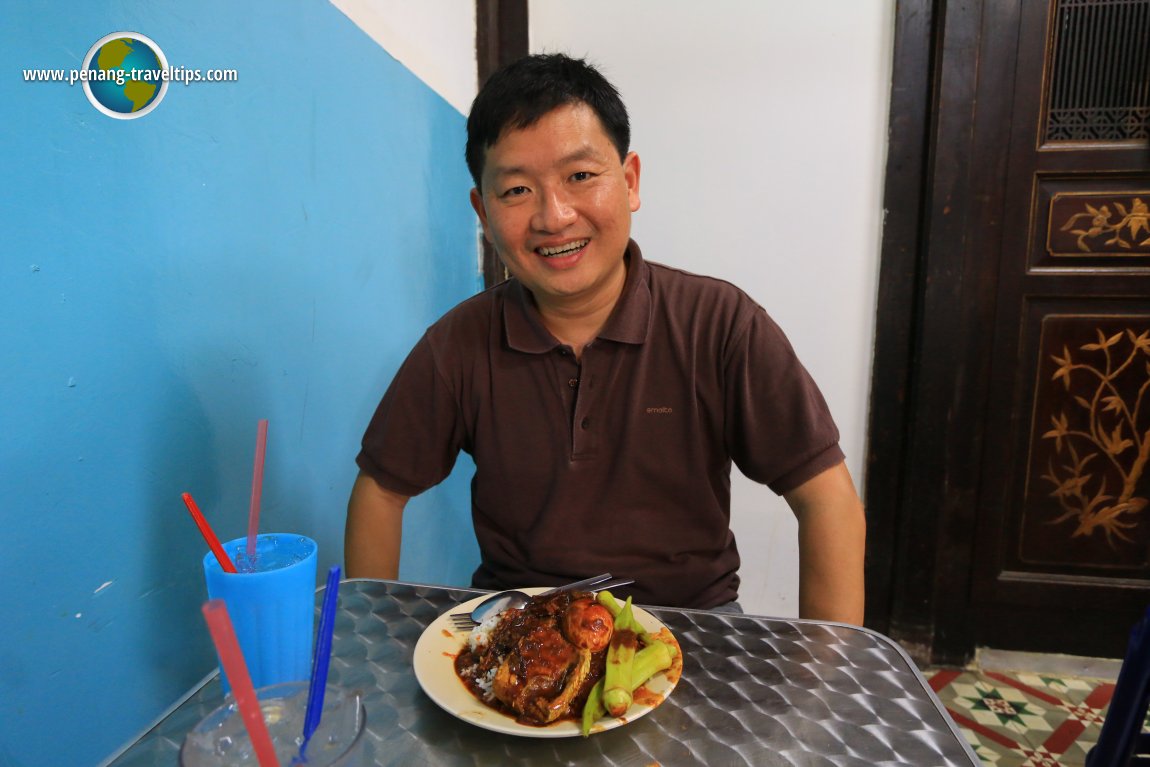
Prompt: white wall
<box><xmin>530</xmin><ymin>1</ymin><xmax>894</xmax><ymax>616</ymax></box>
<box><xmin>329</xmin><ymin>0</ymin><xmax>477</xmax><ymax>114</ymax></box>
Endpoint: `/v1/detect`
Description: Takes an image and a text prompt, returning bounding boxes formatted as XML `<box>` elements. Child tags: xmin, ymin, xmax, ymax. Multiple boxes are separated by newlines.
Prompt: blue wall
<box><xmin>0</xmin><ymin>4</ymin><xmax>481</xmax><ymax>765</ymax></box>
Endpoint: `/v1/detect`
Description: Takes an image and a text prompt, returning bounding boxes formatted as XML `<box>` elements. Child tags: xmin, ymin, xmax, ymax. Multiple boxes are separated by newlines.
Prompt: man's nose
<box><xmin>532</xmin><ymin>187</ymin><xmax>577</xmax><ymax>232</ymax></box>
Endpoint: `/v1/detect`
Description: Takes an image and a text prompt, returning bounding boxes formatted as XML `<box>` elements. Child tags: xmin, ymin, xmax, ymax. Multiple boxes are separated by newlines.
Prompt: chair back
<box><xmin>1087</xmin><ymin>605</ymin><xmax>1150</xmax><ymax>767</ymax></box>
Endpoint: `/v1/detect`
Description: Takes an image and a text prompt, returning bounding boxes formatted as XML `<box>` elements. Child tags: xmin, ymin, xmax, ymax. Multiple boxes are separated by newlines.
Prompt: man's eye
<box><xmin>571</xmin><ymin>171</ymin><xmax>594</xmax><ymax>182</ymax></box>
<box><xmin>502</xmin><ymin>186</ymin><xmax>529</xmax><ymax>198</ymax></box>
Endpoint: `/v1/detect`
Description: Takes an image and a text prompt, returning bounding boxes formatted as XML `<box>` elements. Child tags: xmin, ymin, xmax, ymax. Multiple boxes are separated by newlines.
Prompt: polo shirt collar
<box><xmin>503</xmin><ymin>239</ymin><xmax>652</xmax><ymax>353</ymax></box>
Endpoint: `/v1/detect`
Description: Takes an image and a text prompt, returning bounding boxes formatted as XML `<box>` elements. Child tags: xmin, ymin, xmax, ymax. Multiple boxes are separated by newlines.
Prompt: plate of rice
<box><xmin>412</xmin><ymin>587</ymin><xmax>682</xmax><ymax>738</ymax></box>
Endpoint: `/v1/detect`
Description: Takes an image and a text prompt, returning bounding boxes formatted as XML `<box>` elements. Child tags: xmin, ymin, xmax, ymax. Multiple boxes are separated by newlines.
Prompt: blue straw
<box><xmin>297</xmin><ymin>565</ymin><xmax>340</xmax><ymax>762</ymax></box>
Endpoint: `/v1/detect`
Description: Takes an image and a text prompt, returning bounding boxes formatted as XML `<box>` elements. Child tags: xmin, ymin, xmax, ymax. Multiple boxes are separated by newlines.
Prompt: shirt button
<box><xmin>581</xmin><ymin>417</ymin><xmax>591</xmax><ymax>430</ymax></box>
<box><xmin>568</xmin><ymin>378</ymin><xmax>579</xmax><ymax>389</ymax></box>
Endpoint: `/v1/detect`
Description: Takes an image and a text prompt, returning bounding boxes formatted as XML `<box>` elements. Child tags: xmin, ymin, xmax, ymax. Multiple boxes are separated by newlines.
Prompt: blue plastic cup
<box><xmin>203</xmin><ymin>533</ymin><xmax>318</xmax><ymax>692</ymax></box>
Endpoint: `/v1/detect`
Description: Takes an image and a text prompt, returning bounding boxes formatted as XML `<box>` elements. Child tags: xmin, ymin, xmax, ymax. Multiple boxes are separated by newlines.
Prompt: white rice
<box><xmin>467</xmin><ymin>610</ymin><xmax>505</xmax><ymax>653</ymax></box>
<box><xmin>474</xmin><ymin>666</ymin><xmax>499</xmax><ymax>701</ymax></box>
<box><xmin>466</xmin><ymin>610</ymin><xmax>508</xmax><ymax>703</ymax></box>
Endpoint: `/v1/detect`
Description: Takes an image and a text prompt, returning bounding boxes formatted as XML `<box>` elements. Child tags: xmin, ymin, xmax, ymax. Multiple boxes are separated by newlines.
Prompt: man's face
<box><xmin>470</xmin><ymin>102</ymin><xmax>641</xmax><ymax>313</ymax></box>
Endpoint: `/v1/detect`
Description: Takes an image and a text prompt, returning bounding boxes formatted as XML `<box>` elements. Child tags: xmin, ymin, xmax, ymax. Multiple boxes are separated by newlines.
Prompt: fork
<box><xmin>448</xmin><ymin>574</ymin><xmax>635</xmax><ymax>630</ymax></box>
<box><xmin>448</xmin><ymin>573</ymin><xmax>615</xmax><ymax>630</ymax></box>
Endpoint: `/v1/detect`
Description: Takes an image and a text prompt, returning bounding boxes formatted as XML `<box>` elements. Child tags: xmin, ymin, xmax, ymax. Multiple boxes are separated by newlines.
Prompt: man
<box><xmin>346</xmin><ymin>54</ymin><xmax>865</xmax><ymax>623</ymax></box>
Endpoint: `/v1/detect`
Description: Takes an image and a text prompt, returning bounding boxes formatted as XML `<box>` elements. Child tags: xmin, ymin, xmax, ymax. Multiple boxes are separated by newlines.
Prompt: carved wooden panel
<box><xmin>1049</xmin><ymin>193</ymin><xmax>1150</xmax><ymax>256</ymax></box>
<box><xmin>1019</xmin><ymin>313</ymin><xmax>1150</xmax><ymax>570</ymax></box>
<box><xmin>1030</xmin><ymin>177</ymin><xmax>1150</xmax><ymax>270</ymax></box>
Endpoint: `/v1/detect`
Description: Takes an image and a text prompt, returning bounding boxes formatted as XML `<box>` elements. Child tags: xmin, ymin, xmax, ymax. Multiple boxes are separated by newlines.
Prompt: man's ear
<box><xmin>470</xmin><ymin>188</ymin><xmax>493</xmax><ymax>243</ymax></box>
<box><xmin>623</xmin><ymin>152</ymin><xmax>641</xmax><ymax>213</ymax></box>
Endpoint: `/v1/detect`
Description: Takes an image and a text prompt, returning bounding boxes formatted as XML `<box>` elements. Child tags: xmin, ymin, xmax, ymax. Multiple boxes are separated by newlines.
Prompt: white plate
<box><xmin>412</xmin><ymin>587</ymin><xmax>681</xmax><ymax>738</ymax></box>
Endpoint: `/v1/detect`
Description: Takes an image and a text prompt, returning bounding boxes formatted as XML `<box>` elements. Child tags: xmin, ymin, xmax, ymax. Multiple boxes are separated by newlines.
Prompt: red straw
<box><xmin>246</xmin><ymin>419</ymin><xmax>269</xmax><ymax>562</ymax></box>
<box><xmin>201</xmin><ymin>600</ymin><xmax>281</xmax><ymax>767</ymax></box>
<box><xmin>182</xmin><ymin>492</ymin><xmax>238</xmax><ymax>574</ymax></box>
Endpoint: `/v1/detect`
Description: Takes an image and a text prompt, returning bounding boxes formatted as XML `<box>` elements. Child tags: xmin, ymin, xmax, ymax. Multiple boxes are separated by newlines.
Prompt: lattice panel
<box><xmin>1045</xmin><ymin>0</ymin><xmax>1150</xmax><ymax>142</ymax></box>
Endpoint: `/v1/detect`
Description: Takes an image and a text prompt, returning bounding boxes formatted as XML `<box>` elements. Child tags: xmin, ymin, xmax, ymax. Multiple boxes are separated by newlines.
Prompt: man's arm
<box><xmin>345</xmin><ymin>471</ymin><xmax>410</xmax><ymax>579</ymax></box>
<box><xmin>783</xmin><ymin>461</ymin><xmax>866</xmax><ymax>625</ymax></box>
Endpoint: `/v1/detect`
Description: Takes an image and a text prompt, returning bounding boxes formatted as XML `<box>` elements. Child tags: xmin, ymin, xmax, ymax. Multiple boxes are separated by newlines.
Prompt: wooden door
<box><xmin>867</xmin><ymin>0</ymin><xmax>1150</xmax><ymax>664</ymax></box>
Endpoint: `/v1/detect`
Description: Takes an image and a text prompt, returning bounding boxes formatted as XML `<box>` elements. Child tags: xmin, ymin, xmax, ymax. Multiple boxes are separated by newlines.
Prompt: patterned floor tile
<box><xmin>925</xmin><ymin>667</ymin><xmax>1119</xmax><ymax>767</ymax></box>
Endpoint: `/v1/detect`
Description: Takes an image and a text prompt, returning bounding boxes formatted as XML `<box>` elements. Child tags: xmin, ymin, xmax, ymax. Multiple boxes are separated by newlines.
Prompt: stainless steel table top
<box><xmin>107</xmin><ymin>579</ymin><xmax>979</xmax><ymax>766</ymax></box>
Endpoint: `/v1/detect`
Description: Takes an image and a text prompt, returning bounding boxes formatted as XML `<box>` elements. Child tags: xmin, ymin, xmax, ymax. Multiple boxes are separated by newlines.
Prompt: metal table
<box><xmin>108</xmin><ymin>579</ymin><xmax>979</xmax><ymax>766</ymax></box>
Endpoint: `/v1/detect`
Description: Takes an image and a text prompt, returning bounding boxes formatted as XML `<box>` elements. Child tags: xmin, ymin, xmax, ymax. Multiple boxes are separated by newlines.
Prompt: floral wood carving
<box><xmin>1042</xmin><ymin>328</ymin><xmax>1150</xmax><ymax>546</ymax></box>
<box><xmin>1058</xmin><ymin>197</ymin><xmax>1150</xmax><ymax>253</ymax></box>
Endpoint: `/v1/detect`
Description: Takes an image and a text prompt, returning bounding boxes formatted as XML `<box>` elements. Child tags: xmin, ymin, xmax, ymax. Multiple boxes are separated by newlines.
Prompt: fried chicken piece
<box><xmin>491</xmin><ymin>623</ymin><xmax>594</xmax><ymax>723</ymax></box>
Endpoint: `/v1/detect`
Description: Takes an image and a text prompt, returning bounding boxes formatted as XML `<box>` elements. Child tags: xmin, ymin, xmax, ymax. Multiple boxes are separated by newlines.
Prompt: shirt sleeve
<box><xmin>723</xmin><ymin>305</ymin><xmax>845</xmax><ymax>495</ymax></box>
<box><xmin>355</xmin><ymin>333</ymin><xmax>466</xmax><ymax>497</ymax></box>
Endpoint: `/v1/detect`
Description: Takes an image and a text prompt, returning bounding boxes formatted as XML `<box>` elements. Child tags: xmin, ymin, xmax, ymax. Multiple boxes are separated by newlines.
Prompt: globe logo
<box><xmin>81</xmin><ymin>32</ymin><xmax>168</xmax><ymax>119</ymax></box>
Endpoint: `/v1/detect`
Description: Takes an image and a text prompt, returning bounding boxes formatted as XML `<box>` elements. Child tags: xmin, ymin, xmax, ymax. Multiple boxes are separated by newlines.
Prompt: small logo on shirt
<box><xmin>645</xmin><ymin>406</ymin><xmax>674</xmax><ymax>414</ymax></box>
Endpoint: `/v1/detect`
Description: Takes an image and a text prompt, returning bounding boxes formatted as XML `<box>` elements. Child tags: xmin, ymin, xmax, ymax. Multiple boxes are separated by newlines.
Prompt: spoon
<box><xmin>452</xmin><ymin>573</ymin><xmax>629</xmax><ymax>628</ymax></box>
<box><xmin>467</xmin><ymin>589</ymin><xmax>531</xmax><ymax>625</ymax></box>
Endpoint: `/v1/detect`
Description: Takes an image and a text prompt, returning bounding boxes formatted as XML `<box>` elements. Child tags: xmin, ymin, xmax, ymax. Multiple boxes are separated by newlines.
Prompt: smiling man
<box><xmin>345</xmin><ymin>54</ymin><xmax>866</xmax><ymax>624</ymax></box>
<box><xmin>471</xmin><ymin>101</ymin><xmax>637</xmax><ymax>356</ymax></box>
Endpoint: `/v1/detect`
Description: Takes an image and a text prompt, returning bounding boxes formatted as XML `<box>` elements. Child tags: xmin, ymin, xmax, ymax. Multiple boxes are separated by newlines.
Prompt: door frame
<box><xmin>862</xmin><ymin>0</ymin><xmax>938</xmax><ymax>658</ymax></box>
<box><xmin>864</xmin><ymin>0</ymin><xmax>1025</xmax><ymax>665</ymax></box>
<box><xmin>476</xmin><ymin>0</ymin><xmax>527</xmax><ymax>288</ymax></box>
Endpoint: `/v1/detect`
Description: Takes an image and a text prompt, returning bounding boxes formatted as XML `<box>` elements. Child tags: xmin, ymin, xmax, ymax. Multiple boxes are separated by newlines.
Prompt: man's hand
<box><xmin>784</xmin><ymin>462</ymin><xmax>866</xmax><ymax>625</ymax></box>
<box><xmin>345</xmin><ymin>471</ymin><xmax>410</xmax><ymax>579</ymax></box>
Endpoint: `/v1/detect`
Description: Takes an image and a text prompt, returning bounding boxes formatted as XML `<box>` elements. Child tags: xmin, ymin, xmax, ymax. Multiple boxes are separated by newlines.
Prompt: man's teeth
<box><xmin>538</xmin><ymin>240</ymin><xmax>588</xmax><ymax>257</ymax></box>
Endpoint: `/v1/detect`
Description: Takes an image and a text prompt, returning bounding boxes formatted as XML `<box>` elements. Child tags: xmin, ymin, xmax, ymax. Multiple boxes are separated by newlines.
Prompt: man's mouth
<box><xmin>536</xmin><ymin>239</ymin><xmax>589</xmax><ymax>258</ymax></box>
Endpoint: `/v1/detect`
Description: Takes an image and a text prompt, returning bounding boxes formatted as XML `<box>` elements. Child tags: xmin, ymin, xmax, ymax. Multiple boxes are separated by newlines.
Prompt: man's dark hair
<box><xmin>465</xmin><ymin>53</ymin><xmax>631</xmax><ymax>189</ymax></box>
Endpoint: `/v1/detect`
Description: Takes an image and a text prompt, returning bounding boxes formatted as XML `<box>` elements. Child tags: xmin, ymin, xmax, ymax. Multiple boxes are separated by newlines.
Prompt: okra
<box><xmin>581</xmin><ymin>680</ymin><xmax>605</xmax><ymax>736</ymax></box>
<box><xmin>596</xmin><ymin>590</ymin><xmax>678</xmax><ymax>658</ymax></box>
<box><xmin>580</xmin><ymin>640</ymin><xmax>675</xmax><ymax>736</ymax></box>
<box><xmin>601</xmin><ymin>596</ymin><xmax>638</xmax><ymax>716</ymax></box>
<box><xmin>630</xmin><ymin>640</ymin><xmax>673</xmax><ymax>687</ymax></box>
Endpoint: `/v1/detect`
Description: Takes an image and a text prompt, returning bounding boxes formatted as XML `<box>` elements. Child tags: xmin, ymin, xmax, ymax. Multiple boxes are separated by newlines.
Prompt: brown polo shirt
<box><xmin>357</xmin><ymin>240</ymin><xmax>844</xmax><ymax>608</ymax></box>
